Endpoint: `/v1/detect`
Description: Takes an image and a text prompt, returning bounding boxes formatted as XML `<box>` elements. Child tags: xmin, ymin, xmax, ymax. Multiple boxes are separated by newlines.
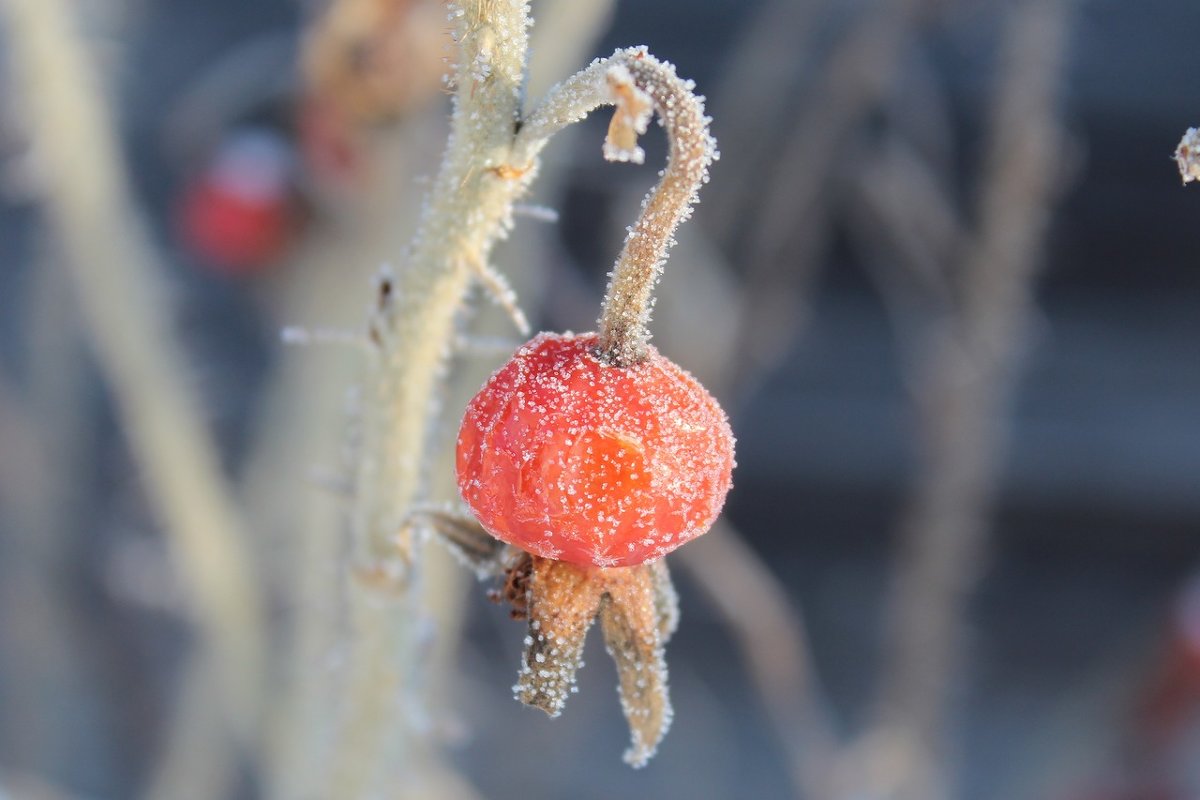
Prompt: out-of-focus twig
<box><xmin>678</xmin><ymin>520</ymin><xmax>838</xmax><ymax>800</ymax></box>
<box><xmin>729</xmin><ymin>0</ymin><xmax>932</xmax><ymax>400</ymax></box>
<box><xmin>144</xmin><ymin>663</ymin><xmax>237</xmax><ymax>800</ymax></box>
<box><xmin>845</xmin><ymin>137</ymin><xmax>963</xmax><ymax>375</ymax></box>
<box><xmin>706</xmin><ymin>0</ymin><xmax>824</xmax><ymax>238</ymax></box>
<box><xmin>0</xmin><ymin>0</ymin><xmax>266</xmax><ymax>763</ymax></box>
<box><xmin>524</xmin><ymin>0</ymin><xmax>616</xmax><ymax>103</ymax></box>
<box><xmin>841</xmin><ymin>3</ymin><xmax>1074</xmax><ymax>798</ymax></box>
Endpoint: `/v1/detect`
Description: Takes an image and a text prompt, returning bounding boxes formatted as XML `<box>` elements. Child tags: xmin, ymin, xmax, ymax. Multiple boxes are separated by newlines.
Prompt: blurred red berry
<box><xmin>456</xmin><ymin>332</ymin><xmax>735</xmax><ymax>568</ymax></box>
<box><xmin>177</xmin><ymin>128</ymin><xmax>296</xmax><ymax>274</ymax></box>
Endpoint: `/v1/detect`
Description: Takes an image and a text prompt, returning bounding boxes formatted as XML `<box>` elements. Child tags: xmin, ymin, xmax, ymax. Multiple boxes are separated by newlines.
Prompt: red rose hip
<box><xmin>456</xmin><ymin>332</ymin><xmax>734</xmax><ymax>568</ymax></box>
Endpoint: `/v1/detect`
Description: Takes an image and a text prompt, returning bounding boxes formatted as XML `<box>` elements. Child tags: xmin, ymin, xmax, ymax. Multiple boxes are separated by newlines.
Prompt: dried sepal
<box><xmin>516</xmin><ymin>557</ymin><xmax>604</xmax><ymax>716</ymax></box>
<box><xmin>508</xmin><ymin>557</ymin><xmax>677</xmax><ymax>765</ymax></box>
<box><xmin>651</xmin><ymin>559</ymin><xmax>680</xmax><ymax>641</ymax></box>
<box><xmin>599</xmin><ymin>564</ymin><xmax>673</xmax><ymax>767</ymax></box>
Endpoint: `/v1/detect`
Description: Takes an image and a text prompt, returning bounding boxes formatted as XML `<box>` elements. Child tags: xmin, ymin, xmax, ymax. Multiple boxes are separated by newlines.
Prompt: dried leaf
<box><xmin>600</xmin><ymin>564</ymin><xmax>673</xmax><ymax>767</ymax></box>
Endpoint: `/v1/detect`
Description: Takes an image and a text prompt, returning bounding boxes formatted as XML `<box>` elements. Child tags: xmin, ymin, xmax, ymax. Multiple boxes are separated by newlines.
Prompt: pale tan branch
<box><xmin>1</xmin><ymin>0</ymin><xmax>266</xmax><ymax>754</ymax></box>
<box><xmin>324</xmin><ymin>1</ymin><xmax>539</xmax><ymax>795</ymax></box>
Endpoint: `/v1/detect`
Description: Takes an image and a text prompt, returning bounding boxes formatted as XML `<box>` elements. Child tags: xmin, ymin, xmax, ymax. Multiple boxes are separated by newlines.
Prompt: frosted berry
<box><xmin>177</xmin><ymin>128</ymin><xmax>298</xmax><ymax>274</ymax></box>
<box><xmin>456</xmin><ymin>331</ymin><xmax>734</xmax><ymax>568</ymax></box>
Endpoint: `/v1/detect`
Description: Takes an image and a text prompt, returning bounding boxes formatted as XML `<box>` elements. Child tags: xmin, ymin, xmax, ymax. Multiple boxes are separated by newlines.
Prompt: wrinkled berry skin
<box><xmin>456</xmin><ymin>332</ymin><xmax>734</xmax><ymax>568</ymax></box>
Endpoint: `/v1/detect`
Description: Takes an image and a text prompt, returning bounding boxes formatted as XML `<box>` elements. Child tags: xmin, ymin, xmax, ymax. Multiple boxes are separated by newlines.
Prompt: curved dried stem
<box><xmin>513</xmin><ymin>47</ymin><xmax>717</xmax><ymax>366</ymax></box>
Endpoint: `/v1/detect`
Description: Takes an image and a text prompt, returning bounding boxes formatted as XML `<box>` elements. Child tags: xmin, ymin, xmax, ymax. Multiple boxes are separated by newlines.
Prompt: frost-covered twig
<box><xmin>513</xmin><ymin>47</ymin><xmax>717</xmax><ymax>366</ymax></box>
<box><xmin>324</xmin><ymin>11</ymin><xmax>719</xmax><ymax>790</ymax></box>
<box><xmin>1</xmin><ymin>0</ymin><xmax>265</xmax><ymax>752</ymax></box>
<box><xmin>250</xmin><ymin>127</ymin><xmax>431</xmax><ymax>800</ymax></box>
<box><xmin>324</xmin><ymin>1</ymin><xmax>541</xmax><ymax>795</ymax></box>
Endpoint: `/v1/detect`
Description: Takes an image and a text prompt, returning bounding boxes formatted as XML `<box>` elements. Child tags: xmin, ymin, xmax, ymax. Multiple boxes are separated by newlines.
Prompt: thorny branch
<box><xmin>325</xmin><ymin>1</ymin><xmax>538</xmax><ymax>794</ymax></box>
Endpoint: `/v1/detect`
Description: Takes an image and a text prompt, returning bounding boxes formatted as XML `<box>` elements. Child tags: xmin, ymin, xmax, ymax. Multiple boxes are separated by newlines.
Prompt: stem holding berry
<box><xmin>512</xmin><ymin>47</ymin><xmax>719</xmax><ymax>366</ymax></box>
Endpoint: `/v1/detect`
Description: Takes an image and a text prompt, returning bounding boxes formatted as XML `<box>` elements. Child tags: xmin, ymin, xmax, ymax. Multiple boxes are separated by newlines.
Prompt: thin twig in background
<box><xmin>144</xmin><ymin>663</ymin><xmax>237</xmax><ymax>800</ymax></box>
<box><xmin>729</xmin><ymin>0</ymin><xmax>933</xmax><ymax>401</ymax></box>
<box><xmin>706</xmin><ymin>0</ymin><xmax>831</xmax><ymax>240</ymax></box>
<box><xmin>0</xmin><ymin>245</ymin><xmax>102</xmax><ymax>781</ymax></box>
<box><xmin>523</xmin><ymin>0</ymin><xmax>617</xmax><ymax>103</ymax></box>
<box><xmin>678</xmin><ymin>521</ymin><xmax>838</xmax><ymax>800</ymax></box>
<box><xmin>846</xmin><ymin>137</ymin><xmax>963</xmax><ymax>376</ymax></box>
<box><xmin>0</xmin><ymin>0</ymin><xmax>267</xmax><ymax>782</ymax></box>
<box><xmin>841</xmin><ymin>2</ymin><xmax>1074</xmax><ymax>798</ymax></box>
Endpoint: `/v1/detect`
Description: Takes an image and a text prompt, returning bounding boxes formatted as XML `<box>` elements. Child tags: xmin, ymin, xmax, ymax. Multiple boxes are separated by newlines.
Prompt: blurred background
<box><xmin>0</xmin><ymin>0</ymin><xmax>1198</xmax><ymax>798</ymax></box>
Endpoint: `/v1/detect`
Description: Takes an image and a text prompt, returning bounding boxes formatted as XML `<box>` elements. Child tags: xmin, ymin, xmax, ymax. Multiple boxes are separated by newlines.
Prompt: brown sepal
<box><xmin>511</xmin><ymin>556</ymin><xmax>680</xmax><ymax>766</ymax></box>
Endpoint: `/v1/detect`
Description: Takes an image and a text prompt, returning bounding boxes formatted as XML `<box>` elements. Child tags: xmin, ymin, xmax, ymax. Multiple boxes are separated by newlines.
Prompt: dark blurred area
<box><xmin>0</xmin><ymin>1</ymin><xmax>1197</xmax><ymax>799</ymax></box>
